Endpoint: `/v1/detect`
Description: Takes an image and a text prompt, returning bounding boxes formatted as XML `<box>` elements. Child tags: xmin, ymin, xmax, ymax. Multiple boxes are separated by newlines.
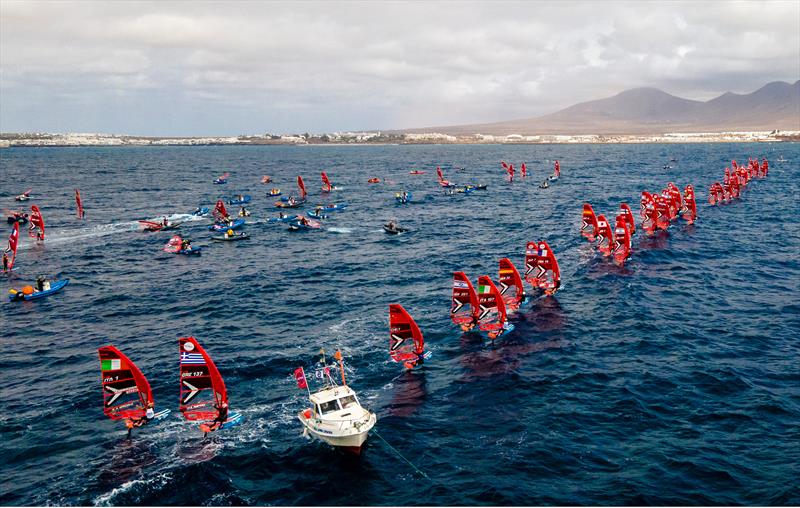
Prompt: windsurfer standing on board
<box><xmin>207</xmin><ymin>402</ymin><xmax>228</xmax><ymax>433</ymax></box>
<box><xmin>127</xmin><ymin>402</ymin><xmax>156</xmax><ymax>437</ymax></box>
<box><xmin>2</xmin><ymin>251</ymin><xmax>9</xmax><ymax>272</ymax></box>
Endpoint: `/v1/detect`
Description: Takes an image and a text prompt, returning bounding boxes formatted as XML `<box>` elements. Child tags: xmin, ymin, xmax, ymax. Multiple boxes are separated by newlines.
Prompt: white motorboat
<box><xmin>296</xmin><ymin>352</ymin><xmax>376</xmax><ymax>454</ymax></box>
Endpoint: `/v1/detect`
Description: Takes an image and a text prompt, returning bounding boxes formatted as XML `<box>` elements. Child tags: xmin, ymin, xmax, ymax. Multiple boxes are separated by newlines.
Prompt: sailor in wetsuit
<box><xmin>208</xmin><ymin>402</ymin><xmax>228</xmax><ymax>432</ymax></box>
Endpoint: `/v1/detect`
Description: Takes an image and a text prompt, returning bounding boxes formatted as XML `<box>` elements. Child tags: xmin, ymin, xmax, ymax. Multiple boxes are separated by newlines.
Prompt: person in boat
<box><xmin>225</xmin><ymin>229</ymin><xmax>235</xmax><ymax>238</ymax></box>
<box><xmin>208</xmin><ymin>401</ymin><xmax>229</xmax><ymax>432</ymax></box>
<box><xmin>314</xmin><ymin>205</ymin><xmax>324</xmax><ymax>216</ymax></box>
<box><xmin>35</xmin><ymin>275</ymin><xmax>50</xmax><ymax>291</ymax></box>
<box><xmin>239</xmin><ymin>206</ymin><xmax>249</xmax><ymax>217</ymax></box>
<box><xmin>385</xmin><ymin>220</ymin><xmax>396</xmax><ymax>231</ymax></box>
<box><xmin>238</xmin><ymin>194</ymin><xmax>244</xmax><ymax>201</ymax></box>
<box><xmin>279</xmin><ymin>211</ymin><xmax>286</xmax><ymax>219</ymax></box>
<box><xmin>180</xmin><ymin>238</ymin><xmax>191</xmax><ymax>251</ymax></box>
<box><xmin>162</xmin><ymin>216</ymin><xmax>170</xmax><ymax>227</ymax></box>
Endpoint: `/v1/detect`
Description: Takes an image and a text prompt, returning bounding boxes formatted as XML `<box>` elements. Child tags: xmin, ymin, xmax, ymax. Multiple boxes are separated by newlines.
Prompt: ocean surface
<box><xmin>1</xmin><ymin>143</ymin><xmax>799</xmax><ymax>506</ymax></box>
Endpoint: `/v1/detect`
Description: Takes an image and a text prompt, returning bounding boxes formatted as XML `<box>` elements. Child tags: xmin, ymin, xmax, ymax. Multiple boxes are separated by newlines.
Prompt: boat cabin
<box><xmin>309</xmin><ymin>385</ymin><xmax>362</xmax><ymax>419</ymax></box>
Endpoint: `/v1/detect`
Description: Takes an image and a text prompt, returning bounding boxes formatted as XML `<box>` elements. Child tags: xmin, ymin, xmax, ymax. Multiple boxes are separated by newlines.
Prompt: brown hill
<box><xmin>404</xmin><ymin>81</ymin><xmax>800</xmax><ymax>135</ymax></box>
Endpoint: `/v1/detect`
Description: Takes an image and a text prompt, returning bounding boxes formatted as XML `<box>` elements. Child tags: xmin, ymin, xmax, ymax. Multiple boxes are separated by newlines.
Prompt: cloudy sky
<box><xmin>1</xmin><ymin>0</ymin><xmax>798</xmax><ymax>135</ymax></box>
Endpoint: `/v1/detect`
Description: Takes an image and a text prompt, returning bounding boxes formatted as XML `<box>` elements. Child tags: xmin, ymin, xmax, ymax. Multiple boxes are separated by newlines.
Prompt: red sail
<box><xmin>596</xmin><ymin>214</ymin><xmax>614</xmax><ymax>256</ymax></box>
<box><xmin>506</xmin><ymin>164</ymin><xmax>514</xmax><ymax>182</ymax></box>
<box><xmin>98</xmin><ymin>345</ymin><xmax>153</xmax><ymax>421</ymax></box>
<box><xmin>554</xmin><ymin>160</ymin><xmax>560</xmax><ymax>177</ymax></box>
<box><xmin>619</xmin><ymin>203</ymin><xmax>636</xmax><ymax>235</ymax></box>
<box><xmin>213</xmin><ymin>199</ymin><xmax>229</xmax><ymax>221</ymax></box>
<box><xmin>321</xmin><ymin>172</ymin><xmax>332</xmax><ymax>192</ymax></box>
<box><xmin>297</xmin><ymin>175</ymin><xmax>307</xmax><ymax>199</ymax></box>
<box><xmin>761</xmin><ymin>159</ymin><xmax>769</xmax><ymax>177</ymax></box>
<box><xmin>179</xmin><ymin>336</ymin><xmax>227</xmax><ymax>422</ymax></box>
<box><xmin>6</xmin><ymin>222</ymin><xmax>19</xmax><ymax>271</ymax></box>
<box><xmin>436</xmin><ymin>167</ymin><xmax>451</xmax><ymax>187</ymax></box>
<box><xmin>612</xmin><ymin>215</ymin><xmax>631</xmax><ymax>265</ymax></box>
<box><xmin>451</xmin><ymin>271</ymin><xmax>479</xmax><ymax>330</ymax></box>
<box><xmin>581</xmin><ymin>203</ymin><xmax>599</xmax><ymax>241</ymax></box>
<box><xmin>29</xmin><ymin>205</ymin><xmax>45</xmax><ymax>240</ymax></box>
<box><xmin>661</xmin><ymin>189</ymin><xmax>678</xmax><ymax>221</ymax></box>
<box><xmin>640</xmin><ymin>191</ymin><xmax>655</xmax><ymax>218</ymax></box>
<box><xmin>476</xmin><ymin>275</ymin><xmax>508</xmax><ymax>337</ymax></box>
<box><xmin>528</xmin><ymin>240</ymin><xmax>561</xmax><ymax>295</ymax></box>
<box><xmin>498</xmin><ymin>258</ymin><xmax>524</xmax><ymax>311</ymax></box>
<box><xmin>681</xmin><ymin>185</ymin><xmax>697</xmax><ymax>223</ymax></box>
<box><xmin>668</xmin><ymin>183</ymin><xmax>682</xmax><ymax>216</ymax></box>
<box><xmin>389</xmin><ymin>304</ymin><xmax>424</xmax><ymax>367</ymax></box>
<box><xmin>655</xmin><ymin>197</ymin><xmax>671</xmax><ymax>230</ymax></box>
<box><xmin>75</xmin><ymin>189</ymin><xmax>84</xmax><ymax>218</ymax></box>
<box><xmin>521</xmin><ymin>163</ymin><xmax>527</xmax><ymax>178</ymax></box>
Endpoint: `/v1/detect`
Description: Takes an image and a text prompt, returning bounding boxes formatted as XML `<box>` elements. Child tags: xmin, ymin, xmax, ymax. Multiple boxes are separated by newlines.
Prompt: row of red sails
<box><xmin>389</xmin><ymin>243</ymin><xmax>561</xmax><ymax>369</ymax></box>
<box><xmin>709</xmin><ymin>158</ymin><xmax>768</xmax><ymax>205</ymax></box>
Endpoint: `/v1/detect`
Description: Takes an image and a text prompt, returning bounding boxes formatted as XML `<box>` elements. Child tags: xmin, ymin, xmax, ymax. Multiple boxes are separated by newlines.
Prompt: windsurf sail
<box><xmin>724</xmin><ymin>167</ymin><xmax>731</xmax><ymax>185</ymax></box>
<box><xmin>581</xmin><ymin>203</ymin><xmax>599</xmax><ymax>241</ymax></box>
<box><xmin>528</xmin><ymin>240</ymin><xmax>561</xmax><ymax>295</ymax></box>
<box><xmin>297</xmin><ymin>175</ymin><xmax>307</xmax><ymax>200</ymax></box>
<box><xmin>506</xmin><ymin>163</ymin><xmax>515</xmax><ymax>182</ymax></box>
<box><xmin>75</xmin><ymin>189</ymin><xmax>84</xmax><ymax>219</ymax></box>
<box><xmin>619</xmin><ymin>203</ymin><xmax>636</xmax><ymax>235</ymax></box>
<box><xmin>98</xmin><ymin>345</ymin><xmax>153</xmax><ymax>421</ymax></box>
<box><xmin>436</xmin><ymin>167</ymin><xmax>452</xmax><ymax>187</ymax></box>
<box><xmin>321</xmin><ymin>171</ymin><xmax>333</xmax><ymax>192</ymax></box>
<box><xmin>612</xmin><ymin>215</ymin><xmax>631</xmax><ymax>265</ymax></box>
<box><xmin>521</xmin><ymin>163</ymin><xmax>527</xmax><ymax>178</ymax></box>
<box><xmin>554</xmin><ymin>160</ymin><xmax>560</xmax><ymax>177</ymax></box>
<box><xmin>451</xmin><ymin>271</ymin><xmax>480</xmax><ymax>331</ymax></box>
<box><xmin>596</xmin><ymin>214</ymin><xmax>614</xmax><ymax>256</ymax></box>
<box><xmin>389</xmin><ymin>304</ymin><xmax>425</xmax><ymax>368</ymax></box>
<box><xmin>163</xmin><ymin>235</ymin><xmax>183</xmax><ymax>253</ymax></box>
<box><xmin>28</xmin><ymin>205</ymin><xmax>44</xmax><ymax>240</ymax></box>
<box><xmin>668</xmin><ymin>183</ymin><xmax>682</xmax><ymax>216</ymax></box>
<box><xmin>655</xmin><ymin>197</ymin><xmax>671</xmax><ymax>230</ymax></box>
<box><xmin>213</xmin><ymin>199</ymin><xmax>229</xmax><ymax>221</ymax></box>
<box><xmin>761</xmin><ymin>159</ymin><xmax>769</xmax><ymax>177</ymax></box>
<box><xmin>179</xmin><ymin>336</ymin><xmax>227</xmax><ymax>422</ymax></box>
<box><xmin>5</xmin><ymin>222</ymin><xmax>19</xmax><ymax>271</ymax></box>
<box><xmin>498</xmin><ymin>258</ymin><xmax>524</xmax><ymax>311</ymax></box>
<box><xmin>476</xmin><ymin>275</ymin><xmax>508</xmax><ymax>339</ymax></box>
<box><xmin>681</xmin><ymin>185</ymin><xmax>697</xmax><ymax>223</ymax></box>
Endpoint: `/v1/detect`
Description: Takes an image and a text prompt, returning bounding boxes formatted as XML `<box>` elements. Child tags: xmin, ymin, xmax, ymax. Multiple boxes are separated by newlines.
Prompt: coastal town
<box><xmin>1</xmin><ymin>129</ymin><xmax>797</xmax><ymax>147</ymax></box>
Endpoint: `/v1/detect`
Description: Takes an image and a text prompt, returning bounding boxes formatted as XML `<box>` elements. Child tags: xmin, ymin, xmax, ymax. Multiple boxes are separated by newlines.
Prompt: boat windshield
<box><xmin>319</xmin><ymin>399</ymin><xmax>340</xmax><ymax>414</ymax></box>
<box><xmin>339</xmin><ymin>395</ymin><xmax>358</xmax><ymax>409</ymax></box>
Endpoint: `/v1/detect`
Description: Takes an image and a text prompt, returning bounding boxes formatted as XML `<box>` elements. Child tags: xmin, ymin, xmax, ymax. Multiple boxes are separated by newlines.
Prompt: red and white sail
<box><xmin>28</xmin><ymin>205</ymin><xmax>45</xmax><ymax>240</ymax></box>
<box><xmin>655</xmin><ymin>197</ymin><xmax>671</xmax><ymax>230</ymax></box>
<box><xmin>5</xmin><ymin>222</ymin><xmax>19</xmax><ymax>271</ymax></box>
<box><xmin>321</xmin><ymin>172</ymin><xmax>333</xmax><ymax>192</ymax></box>
<box><xmin>596</xmin><ymin>214</ymin><xmax>614</xmax><ymax>256</ymax></box>
<box><xmin>612</xmin><ymin>215</ymin><xmax>631</xmax><ymax>265</ymax></box>
<box><xmin>681</xmin><ymin>184</ymin><xmax>697</xmax><ymax>224</ymax></box>
<box><xmin>581</xmin><ymin>203</ymin><xmax>599</xmax><ymax>241</ymax></box>
<box><xmin>98</xmin><ymin>345</ymin><xmax>153</xmax><ymax>421</ymax></box>
<box><xmin>451</xmin><ymin>271</ymin><xmax>479</xmax><ymax>331</ymax></box>
<box><xmin>619</xmin><ymin>203</ymin><xmax>636</xmax><ymax>235</ymax></box>
<box><xmin>75</xmin><ymin>189</ymin><xmax>84</xmax><ymax>219</ymax></box>
<box><xmin>526</xmin><ymin>240</ymin><xmax>561</xmax><ymax>295</ymax></box>
<box><xmin>179</xmin><ymin>336</ymin><xmax>227</xmax><ymax>422</ymax></box>
<box><xmin>389</xmin><ymin>304</ymin><xmax>425</xmax><ymax>368</ymax></box>
<box><xmin>476</xmin><ymin>275</ymin><xmax>508</xmax><ymax>339</ymax></box>
<box><xmin>498</xmin><ymin>258</ymin><xmax>524</xmax><ymax>311</ymax></box>
<box><xmin>297</xmin><ymin>175</ymin><xmax>307</xmax><ymax>200</ymax></box>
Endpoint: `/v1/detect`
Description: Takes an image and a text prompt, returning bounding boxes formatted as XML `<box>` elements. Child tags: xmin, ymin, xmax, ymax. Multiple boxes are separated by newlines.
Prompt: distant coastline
<box><xmin>1</xmin><ymin>130</ymin><xmax>798</xmax><ymax>148</ymax></box>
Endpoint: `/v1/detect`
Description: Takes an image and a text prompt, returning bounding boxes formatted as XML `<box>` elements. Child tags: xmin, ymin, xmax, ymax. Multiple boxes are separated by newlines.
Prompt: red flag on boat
<box><xmin>294</xmin><ymin>367</ymin><xmax>308</xmax><ymax>389</ymax></box>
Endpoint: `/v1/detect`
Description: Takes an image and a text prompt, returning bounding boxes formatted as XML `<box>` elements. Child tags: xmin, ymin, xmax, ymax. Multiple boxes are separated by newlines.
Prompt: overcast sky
<box><xmin>1</xmin><ymin>0</ymin><xmax>798</xmax><ymax>136</ymax></box>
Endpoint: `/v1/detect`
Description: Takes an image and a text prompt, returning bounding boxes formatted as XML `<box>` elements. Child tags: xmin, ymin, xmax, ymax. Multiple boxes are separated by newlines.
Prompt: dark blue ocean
<box><xmin>1</xmin><ymin>143</ymin><xmax>799</xmax><ymax>506</ymax></box>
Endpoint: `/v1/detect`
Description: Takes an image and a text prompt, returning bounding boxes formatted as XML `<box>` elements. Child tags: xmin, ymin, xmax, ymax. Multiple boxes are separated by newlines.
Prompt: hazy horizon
<box><xmin>1</xmin><ymin>0</ymin><xmax>798</xmax><ymax>136</ymax></box>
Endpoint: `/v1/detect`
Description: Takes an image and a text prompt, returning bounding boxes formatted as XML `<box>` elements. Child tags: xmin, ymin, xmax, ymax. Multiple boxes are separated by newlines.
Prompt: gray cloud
<box><xmin>1</xmin><ymin>0</ymin><xmax>798</xmax><ymax>135</ymax></box>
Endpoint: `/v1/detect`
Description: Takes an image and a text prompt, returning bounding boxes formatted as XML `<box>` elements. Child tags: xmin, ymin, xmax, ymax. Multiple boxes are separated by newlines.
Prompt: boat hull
<box><xmin>298</xmin><ymin>411</ymin><xmax>376</xmax><ymax>453</ymax></box>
